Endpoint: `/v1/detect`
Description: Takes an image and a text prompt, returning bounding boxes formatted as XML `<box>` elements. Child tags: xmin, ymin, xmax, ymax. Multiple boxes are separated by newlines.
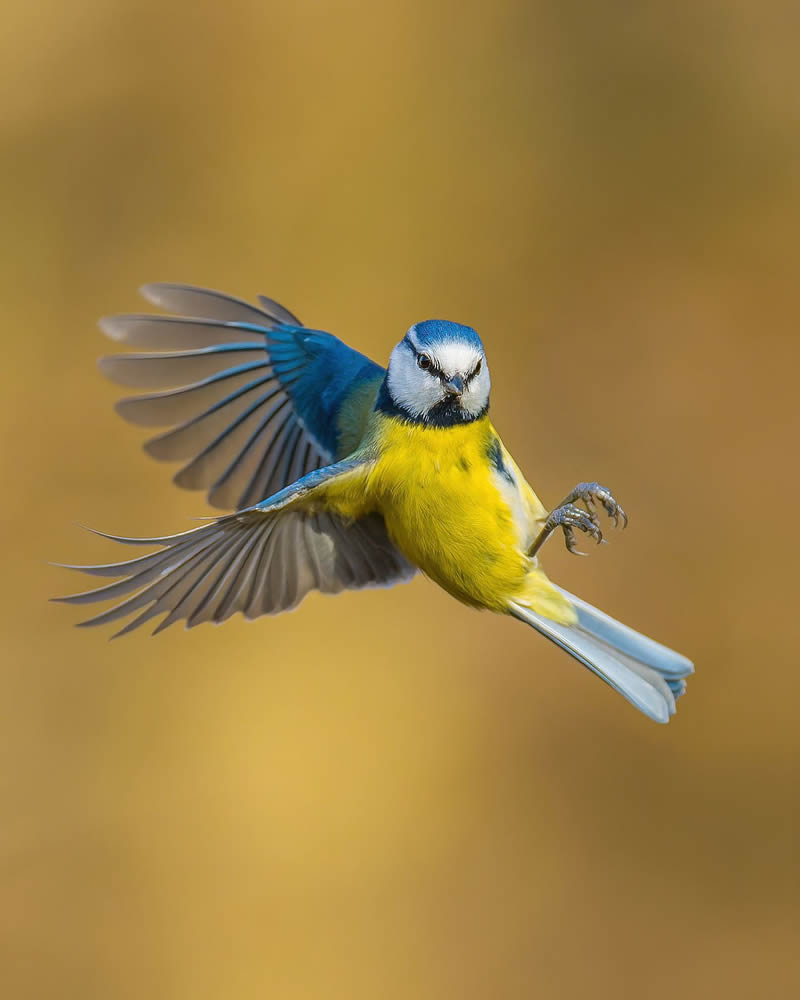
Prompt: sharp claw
<box><xmin>573</xmin><ymin>483</ymin><xmax>627</xmax><ymax>531</ymax></box>
<box><xmin>583</xmin><ymin>519</ymin><xmax>600</xmax><ymax>540</ymax></box>
<box><xmin>565</xmin><ymin>542</ymin><xmax>584</xmax><ymax>556</ymax></box>
<box><xmin>584</xmin><ymin>515</ymin><xmax>602</xmax><ymax>543</ymax></box>
<box><xmin>600</xmin><ymin>498</ymin><xmax>616</xmax><ymax>522</ymax></box>
<box><xmin>545</xmin><ymin>485</ymin><xmax>626</xmax><ymax>557</ymax></box>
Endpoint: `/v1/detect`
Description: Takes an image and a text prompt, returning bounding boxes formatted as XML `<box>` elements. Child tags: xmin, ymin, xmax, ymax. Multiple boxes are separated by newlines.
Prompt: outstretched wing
<box><xmin>99</xmin><ymin>284</ymin><xmax>385</xmax><ymax>510</ymax></box>
<box><xmin>53</xmin><ymin>460</ymin><xmax>416</xmax><ymax>637</ymax></box>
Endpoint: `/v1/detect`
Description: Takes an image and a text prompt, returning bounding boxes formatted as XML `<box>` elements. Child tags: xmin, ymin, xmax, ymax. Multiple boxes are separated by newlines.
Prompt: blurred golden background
<box><xmin>2</xmin><ymin>1</ymin><xmax>799</xmax><ymax>997</ymax></box>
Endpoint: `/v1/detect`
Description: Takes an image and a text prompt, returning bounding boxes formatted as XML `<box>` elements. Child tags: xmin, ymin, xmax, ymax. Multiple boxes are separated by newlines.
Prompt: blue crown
<box><xmin>411</xmin><ymin>319</ymin><xmax>484</xmax><ymax>352</ymax></box>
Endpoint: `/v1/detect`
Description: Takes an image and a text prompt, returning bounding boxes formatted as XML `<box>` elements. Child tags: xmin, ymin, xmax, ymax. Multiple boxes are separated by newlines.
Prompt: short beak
<box><xmin>443</xmin><ymin>374</ymin><xmax>464</xmax><ymax>397</ymax></box>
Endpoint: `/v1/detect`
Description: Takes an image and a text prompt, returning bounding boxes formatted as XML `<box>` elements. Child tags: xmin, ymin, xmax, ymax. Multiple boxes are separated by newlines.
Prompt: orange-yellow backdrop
<box><xmin>2</xmin><ymin>2</ymin><xmax>799</xmax><ymax>997</ymax></box>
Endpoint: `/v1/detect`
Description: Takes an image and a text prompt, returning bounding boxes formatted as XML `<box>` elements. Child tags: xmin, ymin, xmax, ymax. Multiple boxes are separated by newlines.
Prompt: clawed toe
<box><xmin>571</xmin><ymin>482</ymin><xmax>628</xmax><ymax>530</ymax></box>
<box><xmin>551</xmin><ymin>502</ymin><xmax>603</xmax><ymax>555</ymax></box>
<box><xmin>527</xmin><ymin>481</ymin><xmax>628</xmax><ymax>558</ymax></box>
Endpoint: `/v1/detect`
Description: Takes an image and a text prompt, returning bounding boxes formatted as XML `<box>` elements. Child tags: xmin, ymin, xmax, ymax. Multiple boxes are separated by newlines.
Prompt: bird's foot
<box><xmin>543</xmin><ymin>503</ymin><xmax>603</xmax><ymax>556</ymax></box>
<box><xmin>528</xmin><ymin>482</ymin><xmax>627</xmax><ymax>558</ymax></box>
<box><xmin>562</xmin><ymin>482</ymin><xmax>628</xmax><ymax>531</ymax></box>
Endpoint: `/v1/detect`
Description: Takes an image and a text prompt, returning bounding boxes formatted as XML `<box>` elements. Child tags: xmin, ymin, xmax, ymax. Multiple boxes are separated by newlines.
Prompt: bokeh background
<box><xmin>2</xmin><ymin>2</ymin><xmax>799</xmax><ymax>997</ymax></box>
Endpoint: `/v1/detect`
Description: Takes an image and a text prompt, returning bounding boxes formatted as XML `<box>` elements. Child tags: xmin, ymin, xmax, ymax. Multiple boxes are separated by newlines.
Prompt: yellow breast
<box><xmin>361</xmin><ymin>415</ymin><xmax>530</xmax><ymax>611</ymax></box>
<box><xmin>318</xmin><ymin>412</ymin><xmax>576</xmax><ymax>624</ymax></box>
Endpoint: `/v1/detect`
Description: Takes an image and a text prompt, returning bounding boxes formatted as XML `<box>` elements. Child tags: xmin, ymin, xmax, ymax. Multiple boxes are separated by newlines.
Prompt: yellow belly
<box><xmin>320</xmin><ymin>413</ymin><xmax>576</xmax><ymax>623</ymax></box>
<box><xmin>362</xmin><ymin>416</ymin><xmax>531</xmax><ymax>612</ymax></box>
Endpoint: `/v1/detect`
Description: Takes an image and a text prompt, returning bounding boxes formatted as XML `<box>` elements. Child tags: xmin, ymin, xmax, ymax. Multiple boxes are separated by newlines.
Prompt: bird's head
<box><xmin>383</xmin><ymin>320</ymin><xmax>491</xmax><ymax>426</ymax></box>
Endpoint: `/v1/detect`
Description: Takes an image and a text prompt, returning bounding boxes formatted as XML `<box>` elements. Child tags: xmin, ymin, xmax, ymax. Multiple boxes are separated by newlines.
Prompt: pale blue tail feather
<box><xmin>509</xmin><ymin>590</ymin><xmax>693</xmax><ymax>723</ymax></box>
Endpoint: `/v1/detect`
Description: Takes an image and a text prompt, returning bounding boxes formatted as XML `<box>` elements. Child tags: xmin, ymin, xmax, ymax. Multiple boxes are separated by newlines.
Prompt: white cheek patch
<box><xmin>386</xmin><ymin>343</ymin><xmax>443</xmax><ymax>417</ymax></box>
<box><xmin>460</xmin><ymin>365</ymin><xmax>491</xmax><ymax>417</ymax></box>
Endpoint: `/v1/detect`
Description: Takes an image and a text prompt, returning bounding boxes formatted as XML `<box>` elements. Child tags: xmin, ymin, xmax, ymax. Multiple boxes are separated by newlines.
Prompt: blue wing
<box><xmin>99</xmin><ymin>283</ymin><xmax>385</xmax><ymax>510</ymax></box>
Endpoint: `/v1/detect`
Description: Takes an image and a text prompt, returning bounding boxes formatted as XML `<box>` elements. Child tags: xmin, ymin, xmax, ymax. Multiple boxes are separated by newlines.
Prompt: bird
<box><xmin>54</xmin><ymin>283</ymin><xmax>693</xmax><ymax>723</ymax></box>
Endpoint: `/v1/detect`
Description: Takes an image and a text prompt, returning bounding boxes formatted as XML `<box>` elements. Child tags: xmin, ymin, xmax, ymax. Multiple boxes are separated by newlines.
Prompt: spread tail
<box><xmin>509</xmin><ymin>586</ymin><xmax>693</xmax><ymax>723</ymax></box>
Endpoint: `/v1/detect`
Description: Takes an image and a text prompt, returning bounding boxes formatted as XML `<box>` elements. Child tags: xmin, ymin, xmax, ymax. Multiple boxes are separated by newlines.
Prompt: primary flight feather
<box><xmin>55</xmin><ymin>283</ymin><xmax>693</xmax><ymax>723</ymax></box>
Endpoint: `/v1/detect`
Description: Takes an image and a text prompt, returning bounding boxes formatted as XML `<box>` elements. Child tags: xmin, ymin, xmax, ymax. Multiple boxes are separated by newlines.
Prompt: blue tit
<box><xmin>54</xmin><ymin>284</ymin><xmax>693</xmax><ymax>723</ymax></box>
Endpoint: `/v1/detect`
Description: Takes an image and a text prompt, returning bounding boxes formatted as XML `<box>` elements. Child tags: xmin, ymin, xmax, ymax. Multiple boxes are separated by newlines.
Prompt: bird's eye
<box><xmin>417</xmin><ymin>354</ymin><xmax>432</xmax><ymax>370</ymax></box>
<box><xmin>473</xmin><ymin>359</ymin><xmax>482</xmax><ymax>377</ymax></box>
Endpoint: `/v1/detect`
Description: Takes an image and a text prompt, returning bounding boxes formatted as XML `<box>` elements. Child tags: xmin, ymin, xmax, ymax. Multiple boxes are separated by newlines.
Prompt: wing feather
<box><xmin>99</xmin><ymin>284</ymin><xmax>384</xmax><ymax>509</ymax></box>
<box><xmin>99</xmin><ymin>345</ymin><xmax>267</xmax><ymax>389</ymax></box>
<box><xmin>99</xmin><ymin>314</ymin><xmax>266</xmax><ymax>349</ymax></box>
<box><xmin>140</xmin><ymin>283</ymin><xmax>295</xmax><ymax>326</ymax></box>
<box><xmin>116</xmin><ymin>367</ymin><xmax>274</xmax><ymax>428</ymax></box>
<box><xmin>54</xmin><ymin>460</ymin><xmax>416</xmax><ymax>634</ymax></box>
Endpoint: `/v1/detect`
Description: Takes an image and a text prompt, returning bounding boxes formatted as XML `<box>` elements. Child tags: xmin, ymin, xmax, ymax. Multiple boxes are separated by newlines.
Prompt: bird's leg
<box><xmin>527</xmin><ymin>482</ymin><xmax>627</xmax><ymax>558</ymax></box>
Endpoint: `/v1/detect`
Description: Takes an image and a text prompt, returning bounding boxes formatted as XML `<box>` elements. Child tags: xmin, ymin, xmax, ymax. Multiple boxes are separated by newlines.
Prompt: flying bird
<box><xmin>54</xmin><ymin>284</ymin><xmax>693</xmax><ymax>723</ymax></box>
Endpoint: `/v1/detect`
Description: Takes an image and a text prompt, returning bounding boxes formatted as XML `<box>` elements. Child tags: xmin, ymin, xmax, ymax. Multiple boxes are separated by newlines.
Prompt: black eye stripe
<box><xmin>465</xmin><ymin>359</ymin><xmax>482</xmax><ymax>383</ymax></box>
<box><xmin>416</xmin><ymin>353</ymin><xmax>446</xmax><ymax>377</ymax></box>
<box><xmin>409</xmin><ymin>344</ymin><xmax>483</xmax><ymax>382</ymax></box>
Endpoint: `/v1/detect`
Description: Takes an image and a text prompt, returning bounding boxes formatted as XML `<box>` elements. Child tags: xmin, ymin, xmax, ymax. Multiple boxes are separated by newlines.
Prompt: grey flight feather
<box><xmin>53</xmin><ymin>459</ymin><xmax>417</xmax><ymax>637</ymax></box>
<box><xmin>97</xmin><ymin>284</ymin><xmax>329</xmax><ymax>511</ymax></box>
<box><xmin>139</xmin><ymin>283</ymin><xmax>300</xmax><ymax>326</ymax></box>
<box><xmin>53</xmin><ymin>509</ymin><xmax>415</xmax><ymax>636</ymax></box>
